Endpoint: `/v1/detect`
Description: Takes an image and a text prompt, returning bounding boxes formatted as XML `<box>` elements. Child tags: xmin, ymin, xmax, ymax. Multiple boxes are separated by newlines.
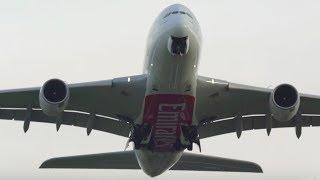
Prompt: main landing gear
<box><xmin>126</xmin><ymin>124</ymin><xmax>201</xmax><ymax>152</ymax></box>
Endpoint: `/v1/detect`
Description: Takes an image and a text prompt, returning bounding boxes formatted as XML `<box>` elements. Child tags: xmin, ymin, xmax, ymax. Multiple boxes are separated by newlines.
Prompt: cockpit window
<box><xmin>168</xmin><ymin>36</ymin><xmax>189</xmax><ymax>56</ymax></box>
<box><xmin>163</xmin><ymin>11</ymin><xmax>193</xmax><ymax>19</ymax></box>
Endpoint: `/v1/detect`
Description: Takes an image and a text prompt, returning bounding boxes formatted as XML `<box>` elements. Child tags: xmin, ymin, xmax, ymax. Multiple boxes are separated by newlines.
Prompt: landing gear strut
<box><xmin>181</xmin><ymin>126</ymin><xmax>201</xmax><ymax>152</ymax></box>
<box><xmin>127</xmin><ymin>124</ymin><xmax>151</xmax><ymax>150</ymax></box>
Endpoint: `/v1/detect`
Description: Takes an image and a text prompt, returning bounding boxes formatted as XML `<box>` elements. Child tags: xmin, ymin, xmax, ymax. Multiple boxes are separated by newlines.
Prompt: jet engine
<box><xmin>39</xmin><ymin>79</ymin><xmax>70</xmax><ymax>116</ymax></box>
<box><xmin>269</xmin><ymin>84</ymin><xmax>300</xmax><ymax>122</ymax></box>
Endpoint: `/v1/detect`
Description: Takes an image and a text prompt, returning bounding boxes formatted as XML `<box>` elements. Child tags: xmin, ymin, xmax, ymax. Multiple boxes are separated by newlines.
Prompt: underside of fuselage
<box><xmin>135</xmin><ymin>149</ymin><xmax>184</xmax><ymax>177</ymax></box>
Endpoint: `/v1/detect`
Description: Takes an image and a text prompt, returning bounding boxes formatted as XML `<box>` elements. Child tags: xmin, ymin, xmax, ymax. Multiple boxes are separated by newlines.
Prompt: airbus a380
<box><xmin>1</xmin><ymin>3</ymin><xmax>320</xmax><ymax>177</ymax></box>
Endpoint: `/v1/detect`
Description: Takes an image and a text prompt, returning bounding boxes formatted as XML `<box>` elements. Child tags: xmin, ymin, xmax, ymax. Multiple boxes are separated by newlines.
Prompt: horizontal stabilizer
<box><xmin>171</xmin><ymin>153</ymin><xmax>263</xmax><ymax>173</ymax></box>
<box><xmin>40</xmin><ymin>151</ymin><xmax>262</xmax><ymax>173</ymax></box>
<box><xmin>40</xmin><ymin>151</ymin><xmax>140</xmax><ymax>169</ymax></box>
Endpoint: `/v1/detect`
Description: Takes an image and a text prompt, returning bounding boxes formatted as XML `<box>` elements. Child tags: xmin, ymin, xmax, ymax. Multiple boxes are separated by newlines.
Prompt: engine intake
<box><xmin>39</xmin><ymin>79</ymin><xmax>69</xmax><ymax>116</ymax></box>
<box><xmin>270</xmin><ymin>84</ymin><xmax>300</xmax><ymax>121</ymax></box>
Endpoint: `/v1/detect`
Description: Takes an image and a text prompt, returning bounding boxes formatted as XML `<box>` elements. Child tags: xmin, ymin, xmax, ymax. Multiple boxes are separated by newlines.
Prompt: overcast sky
<box><xmin>0</xmin><ymin>0</ymin><xmax>320</xmax><ymax>180</ymax></box>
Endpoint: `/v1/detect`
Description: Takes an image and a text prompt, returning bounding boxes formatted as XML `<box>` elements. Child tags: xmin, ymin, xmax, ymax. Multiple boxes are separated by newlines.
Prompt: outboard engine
<box><xmin>39</xmin><ymin>79</ymin><xmax>70</xmax><ymax>116</ymax></box>
<box><xmin>270</xmin><ymin>84</ymin><xmax>300</xmax><ymax>121</ymax></box>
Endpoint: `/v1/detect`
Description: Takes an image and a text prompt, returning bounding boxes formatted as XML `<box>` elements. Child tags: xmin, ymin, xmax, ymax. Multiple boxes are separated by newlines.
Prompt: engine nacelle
<box><xmin>270</xmin><ymin>84</ymin><xmax>300</xmax><ymax>122</ymax></box>
<box><xmin>39</xmin><ymin>79</ymin><xmax>70</xmax><ymax>116</ymax></box>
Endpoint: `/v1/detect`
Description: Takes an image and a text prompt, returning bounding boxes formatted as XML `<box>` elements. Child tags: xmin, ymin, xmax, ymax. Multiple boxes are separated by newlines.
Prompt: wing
<box><xmin>196</xmin><ymin>75</ymin><xmax>320</xmax><ymax>139</ymax></box>
<box><xmin>0</xmin><ymin>75</ymin><xmax>147</xmax><ymax>137</ymax></box>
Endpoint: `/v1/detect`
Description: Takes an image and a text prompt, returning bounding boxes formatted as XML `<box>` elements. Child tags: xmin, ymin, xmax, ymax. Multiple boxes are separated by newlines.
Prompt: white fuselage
<box><xmin>134</xmin><ymin>4</ymin><xmax>202</xmax><ymax>177</ymax></box>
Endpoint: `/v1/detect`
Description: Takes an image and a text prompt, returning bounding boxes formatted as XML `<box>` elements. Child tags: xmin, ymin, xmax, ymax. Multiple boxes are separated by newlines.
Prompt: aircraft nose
<box><xmin>135</xmin><ymin>149</ymin><xmax>183</xmax><ymax>177</ymax></box>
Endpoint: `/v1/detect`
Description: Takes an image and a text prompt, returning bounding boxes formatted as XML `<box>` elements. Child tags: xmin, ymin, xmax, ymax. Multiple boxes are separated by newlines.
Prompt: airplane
<box><xmin>1</xmin><ymin>3</ymin><xmax>320</xmax><ymax>177</ymax></box>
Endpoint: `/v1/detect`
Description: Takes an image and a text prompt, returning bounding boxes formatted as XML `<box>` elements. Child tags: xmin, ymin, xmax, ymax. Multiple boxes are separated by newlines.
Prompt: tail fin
<box><xmin>40</xmin><ymin>151</ymin><xmax>262</xmax><ymax>173</ymax></box>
